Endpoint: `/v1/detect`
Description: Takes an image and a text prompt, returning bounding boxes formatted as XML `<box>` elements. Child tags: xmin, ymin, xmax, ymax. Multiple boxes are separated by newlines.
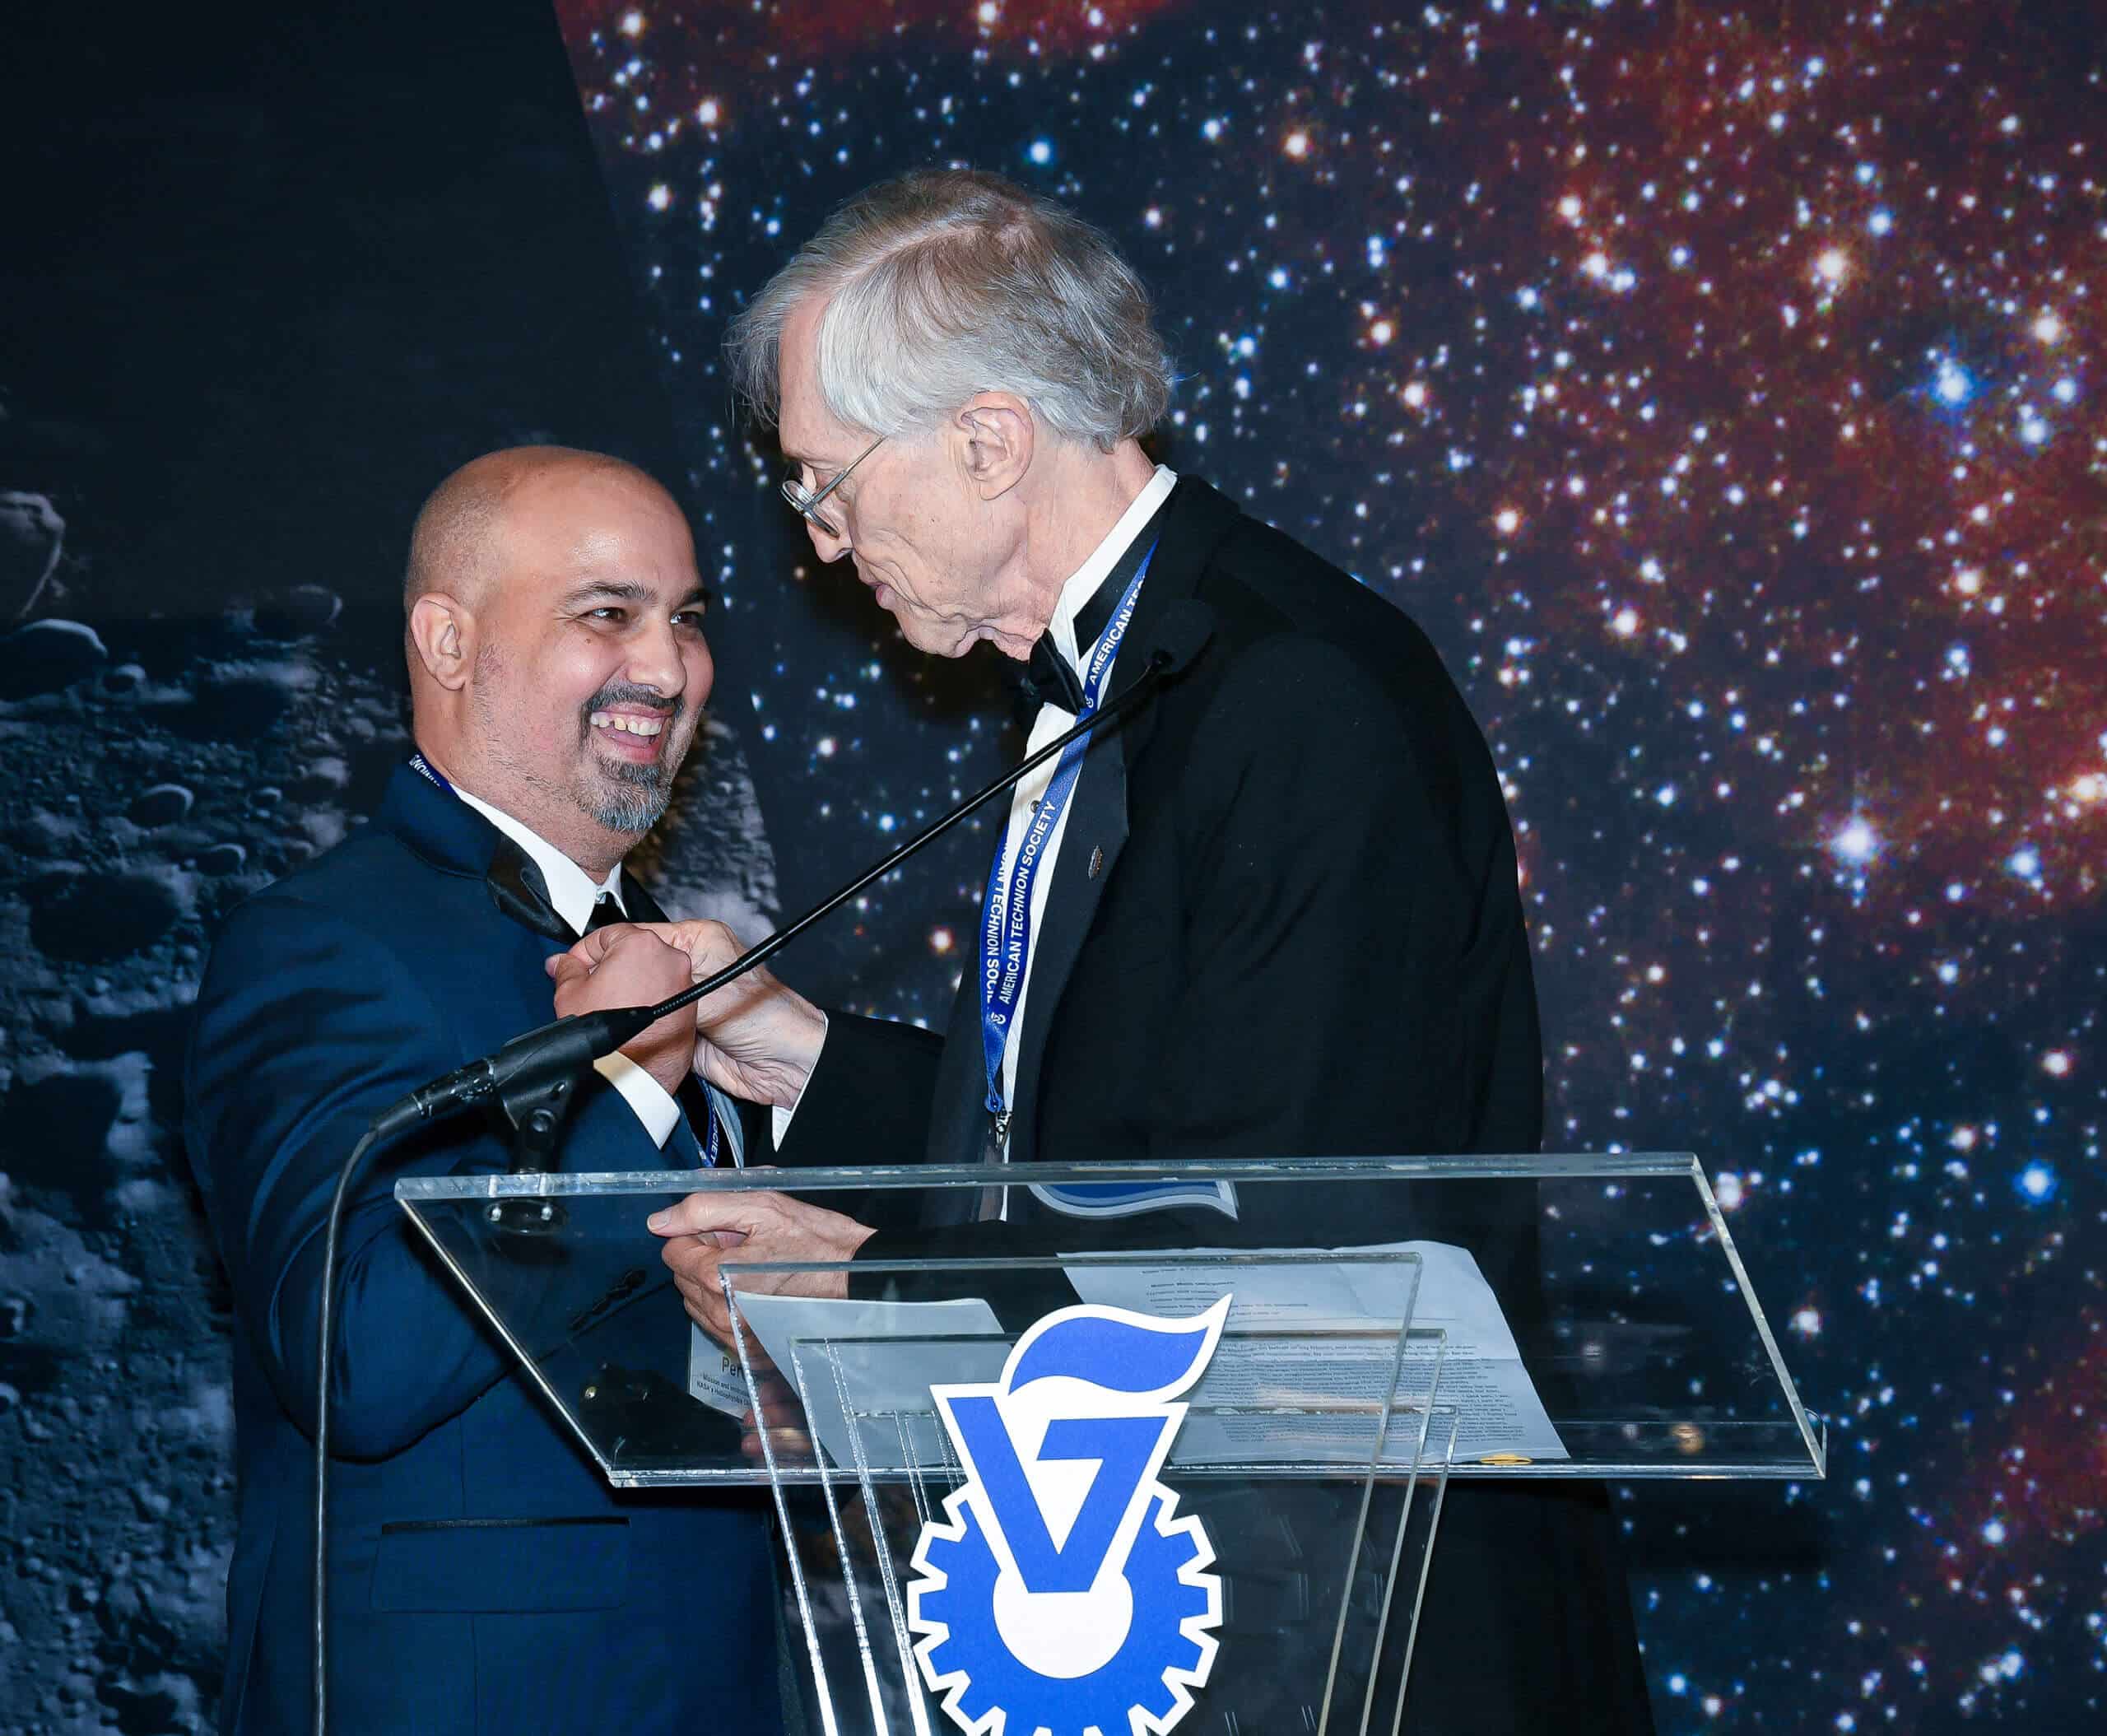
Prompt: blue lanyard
<box><xmin>407</xmin><ymin>750</ymin><xmax>453</xmax><ymax>794</ymax></box>
<box><xmin>979</xmin><ymin>546</ymin><xmax>1156</xmax><ymax>1132</ymax></box>
<box><xmin>697</xmin><ymin>1096</ymin><xmax>720</xmax><ymax>1168</ymax></box>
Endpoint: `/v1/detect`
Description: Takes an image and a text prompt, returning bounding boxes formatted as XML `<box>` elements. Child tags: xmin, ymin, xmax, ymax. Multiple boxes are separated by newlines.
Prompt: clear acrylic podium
<box><xmin>398</xmin><ymin>1155</ymin><xmax>1823</xmax><ymax>1736</ymax></box>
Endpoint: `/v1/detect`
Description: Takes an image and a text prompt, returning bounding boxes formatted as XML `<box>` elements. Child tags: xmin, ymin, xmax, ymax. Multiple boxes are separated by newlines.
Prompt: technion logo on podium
<box><xmin>908</xmin><ymin>1298</ymin><xmax>1230</xmax><ymax>1736</ymax></box>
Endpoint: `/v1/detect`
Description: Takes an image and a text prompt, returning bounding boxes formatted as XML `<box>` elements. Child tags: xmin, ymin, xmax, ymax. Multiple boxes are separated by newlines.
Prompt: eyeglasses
<box><xmin>780</xmin><ymin>435</ymin><xmax>884</xmax><ymax>540</ymax></box>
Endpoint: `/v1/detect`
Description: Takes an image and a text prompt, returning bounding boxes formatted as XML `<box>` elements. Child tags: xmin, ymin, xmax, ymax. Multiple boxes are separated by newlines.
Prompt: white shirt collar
<box><xmin>1048</xmin><ymin>464</ymin><xmax>1177</xmax><ymax>669</ymax></box>
<box><xmin>453</xmin><ymin>786</ymin><xmax>625</xmax><ymax>936</ymax></box>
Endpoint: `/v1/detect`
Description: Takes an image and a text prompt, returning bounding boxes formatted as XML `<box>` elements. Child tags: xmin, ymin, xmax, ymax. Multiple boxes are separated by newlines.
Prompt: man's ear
<box><xmin>407</xmin><ymin>593</ymin><xmax>474</xmax><ymax>691</ymax></box>
<box><xmin>954</xmin><ymin>393</ymin><xmax>1035</xmax><ymax>500</ymax></box>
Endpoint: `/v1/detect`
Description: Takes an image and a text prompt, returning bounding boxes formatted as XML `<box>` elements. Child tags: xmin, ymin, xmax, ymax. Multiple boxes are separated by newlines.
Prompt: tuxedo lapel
<box><xmin>1004</xmin><ymin>733</ymin><xmax>1127</xmax><ymax>1168</ymax></box>
<box><xmin>381</xmin><ymin>761</ymin><xmax>573</xmax><ymax>952</ymax></box>
<box><xmin>485</xmin><ymin>837</ymin><xmax>575</xmax><ymax>944</ymax></box>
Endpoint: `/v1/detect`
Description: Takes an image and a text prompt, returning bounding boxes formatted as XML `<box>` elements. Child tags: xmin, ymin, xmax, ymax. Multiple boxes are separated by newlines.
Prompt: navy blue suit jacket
<box><xmin>184</xmin><ymin>765</ymin><xmax>779</xmax><ymax>1735</ymax></box>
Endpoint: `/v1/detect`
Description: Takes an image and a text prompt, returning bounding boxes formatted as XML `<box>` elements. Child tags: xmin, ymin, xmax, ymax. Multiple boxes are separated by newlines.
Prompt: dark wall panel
<box><xmin>0</xmin><ymin>5</ymin><xmax>768</xmax><ymax>1729</ymax></box>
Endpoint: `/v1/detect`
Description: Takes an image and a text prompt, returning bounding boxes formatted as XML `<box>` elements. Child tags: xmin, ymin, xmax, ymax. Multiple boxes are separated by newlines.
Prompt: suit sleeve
<box><xmin>184</xmin><ymin>892</ymin><xmax>626</xmax><ymax>1459</ymax></box>
<box><xmin>768</xmin><ymin>1011</ymin><xmax>942</xmax><ymax>1170</ymax></box>
<box><xmin>760</xmin><ymin>1012</ymin><xmax>942</xmax><ymax>1233</ymax></box>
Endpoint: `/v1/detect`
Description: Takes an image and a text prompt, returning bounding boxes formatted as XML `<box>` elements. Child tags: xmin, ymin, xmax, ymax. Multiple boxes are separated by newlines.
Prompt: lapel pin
<box><xmin>1088</xmin><ymin>845</ymin><xmax>1105</xmax><ymax>879</ymax></box>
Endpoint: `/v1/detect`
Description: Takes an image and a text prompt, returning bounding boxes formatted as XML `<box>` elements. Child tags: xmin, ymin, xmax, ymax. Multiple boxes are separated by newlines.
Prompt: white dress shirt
<box><xmin>454</xmin><ymin>786</ymin><xmax>737</xmax><ymax>1161</ymax></box>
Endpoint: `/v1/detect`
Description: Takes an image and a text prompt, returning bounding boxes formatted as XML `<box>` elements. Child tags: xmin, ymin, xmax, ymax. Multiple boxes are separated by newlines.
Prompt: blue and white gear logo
<box><xmin>908</xmin><ymin>1298</ymin><xmax>1230</xmax><ymax>1736</ymax></box>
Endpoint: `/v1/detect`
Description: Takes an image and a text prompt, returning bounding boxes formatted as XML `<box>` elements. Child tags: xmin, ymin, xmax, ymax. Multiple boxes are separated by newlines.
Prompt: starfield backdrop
<box><xmin>0</xmin><ymin>1</ymin><xmax>2099</xmax><ymax>1731</ymax></box>
<box><xmin>551</xmin><ymin>0</ymin><xmax>2107</xmax><ymax>1729</ymax></box>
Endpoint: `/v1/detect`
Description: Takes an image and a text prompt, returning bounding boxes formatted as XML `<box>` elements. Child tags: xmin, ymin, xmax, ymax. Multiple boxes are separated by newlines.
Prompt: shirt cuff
<box><xmin>769</xmin><ymin>1012</ymin><xmax>829</xmax><ymax>1150</ymax></box>
<box><xmin>595</xmin><ymin>1052</ymin><xmax>681</xmax><ymax>1150</ymax></box>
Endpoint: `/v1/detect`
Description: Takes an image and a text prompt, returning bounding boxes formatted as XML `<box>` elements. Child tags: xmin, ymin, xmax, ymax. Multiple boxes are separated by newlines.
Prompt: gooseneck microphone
<box><xmin>310</xmin><ymin>603</ymin><xmax>1214</xmax><ymax>1733</ymax></box>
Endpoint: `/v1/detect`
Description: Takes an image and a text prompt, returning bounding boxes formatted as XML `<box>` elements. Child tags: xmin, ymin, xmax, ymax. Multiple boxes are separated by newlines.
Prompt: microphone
<box><xmin>366</xmin><ymin>1006</ymin><xmax>659</xmax><ymax>1142</ymax></box>
<box><xmin>309</xmin><ymin>601</ymin><xmax>1214</xmax><ymax>1733</ymax></box>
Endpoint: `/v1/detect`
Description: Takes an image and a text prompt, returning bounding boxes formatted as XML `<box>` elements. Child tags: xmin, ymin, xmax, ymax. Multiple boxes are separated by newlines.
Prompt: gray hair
<box><xmin>725</xmin><ymin>170</ymin><xmax>1173</xmax><ymax>452</ymax></box>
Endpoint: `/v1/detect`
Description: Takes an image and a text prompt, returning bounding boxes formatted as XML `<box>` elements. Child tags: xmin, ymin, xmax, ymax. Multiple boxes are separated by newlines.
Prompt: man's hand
<box><xmin>647</xmin><ymin>1186</ymin><xmax>874</xmax><ymax>1343</ymax></box>
<box><xmin>545</xmin><ymin>926</ymin><xmax>697</xmax><ymax>1096</ymax></box>
<box><xmin>739</xmin><ymin>1368</ymin><xmax>812</xmax><ymax>1466</ymax></box>
<box><xmin>563</xmin><ymin>920</ymin><xmax>828</xmax><ymax>1110</ymax></box>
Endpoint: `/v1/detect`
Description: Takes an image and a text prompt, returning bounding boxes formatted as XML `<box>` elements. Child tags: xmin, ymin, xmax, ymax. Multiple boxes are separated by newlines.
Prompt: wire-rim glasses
<box><xmin>780</xmin><ymin>435</ymin><xmax>884</xmax><ymax>539</ymax></box>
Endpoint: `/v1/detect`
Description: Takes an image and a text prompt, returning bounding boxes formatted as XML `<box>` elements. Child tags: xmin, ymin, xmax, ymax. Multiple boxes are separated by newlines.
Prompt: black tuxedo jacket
<box><xmin>782</xmin><ymin>472</ymin><xmax>1542</xmax><ymax>1202</ymax></box>
<box><xmin>777</xmin><ymin>475</ymin><xmax>1654</xmax><ymax>1734</ymax></box>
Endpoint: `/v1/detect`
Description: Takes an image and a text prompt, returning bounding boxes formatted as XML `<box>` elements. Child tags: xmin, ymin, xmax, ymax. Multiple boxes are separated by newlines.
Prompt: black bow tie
<box><xmin>1006</xmin><ymin>560</ymin><xmax>1136</xmax><ymax>724</ymax></box>
<box><xmin>1015</xmin><ymin>634</ymin><xmax>1086</xmax><ymax>720</ymax></box>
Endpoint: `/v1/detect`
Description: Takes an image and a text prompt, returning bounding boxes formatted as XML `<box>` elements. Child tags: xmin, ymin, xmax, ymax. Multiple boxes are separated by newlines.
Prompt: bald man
<box><xmin>183</xmin><ymin>449</ymin><xmax>784</xmax><ymax>1735</ymax></box>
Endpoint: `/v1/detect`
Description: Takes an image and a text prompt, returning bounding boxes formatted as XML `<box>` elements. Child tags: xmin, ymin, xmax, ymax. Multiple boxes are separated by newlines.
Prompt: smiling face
<box><xmin>408</xmin><ymin>458</ymin><xmax>713</xmax><ymax>873</ymax></box>
<box><xmin>776</xmin><ymin>294</ymin><xmax>1042</xmax><ymax>658</ymax></box>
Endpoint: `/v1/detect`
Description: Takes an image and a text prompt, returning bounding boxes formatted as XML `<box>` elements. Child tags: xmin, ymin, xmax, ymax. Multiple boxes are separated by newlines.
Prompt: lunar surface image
<box><xmin>1</xmin><ymin>2</ymin><xmax>783</xmax><ymax>1723</ymax></box>
<box><xmin>0</xmin><ymin>527</ymin><xmax>775</xmax><ymax>1734</ymax></box>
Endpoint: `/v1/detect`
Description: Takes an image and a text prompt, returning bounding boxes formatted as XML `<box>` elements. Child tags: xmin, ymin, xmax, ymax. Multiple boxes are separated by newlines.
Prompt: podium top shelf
<box><xmin>396</xmin><ymin>1152</ymin><xmax>1823</xmax><ymax>1488</ymax></box>
<box><xmin>397</xmin><ymin>1151</ymin><xmax>1714</xmax><ymax>1200</ymax></box>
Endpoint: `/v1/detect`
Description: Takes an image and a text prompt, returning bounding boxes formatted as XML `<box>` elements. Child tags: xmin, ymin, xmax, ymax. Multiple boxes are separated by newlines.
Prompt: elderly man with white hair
<box><xmin>581</xmin><ymin>170</ymin><xmax>1654</xmax><ymax>1734</ymax></box>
